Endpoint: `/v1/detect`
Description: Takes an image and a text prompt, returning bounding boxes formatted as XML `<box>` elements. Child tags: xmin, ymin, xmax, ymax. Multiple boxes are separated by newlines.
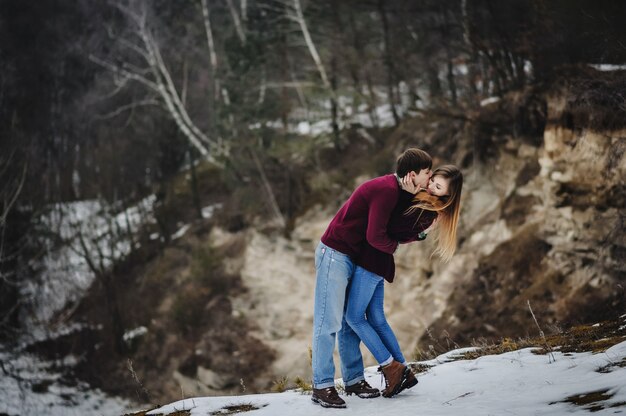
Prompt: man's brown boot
<box><xmin>379</xmin><ymin>360</ymin><xmax>409</xmax><ymax>398</ymax></box>
<box><xmin>311</xmin><ymin>386</ymin><xmax>347</xmax><ymax>408</ymax></box>
<box><xmin>344</xmin><ymin>380</ymin><xmax>380</xmax><ymax>398</ymax></box>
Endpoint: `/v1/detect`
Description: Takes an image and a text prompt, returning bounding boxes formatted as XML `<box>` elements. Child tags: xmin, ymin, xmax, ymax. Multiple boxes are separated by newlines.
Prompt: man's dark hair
<box><xmin>396</xmin><ymin>148</ymin><xmax>432</xmax><ymax>177</ymax></box>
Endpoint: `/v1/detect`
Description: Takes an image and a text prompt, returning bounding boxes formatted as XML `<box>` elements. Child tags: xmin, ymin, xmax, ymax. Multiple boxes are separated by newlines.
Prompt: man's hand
<box><xmin>400</xmin><ymin>173</ymin><xmax>420</xmax><ymax>194</ymax></box>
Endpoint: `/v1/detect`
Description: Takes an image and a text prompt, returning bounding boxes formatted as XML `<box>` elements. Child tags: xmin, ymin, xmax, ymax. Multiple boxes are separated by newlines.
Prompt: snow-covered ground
<box><xmin>147</xmin><ymin>340</ymin><xmax>626</xmax><ymax>416</ymax></box>
<box><xmin>21</xmin><ymin>196</ymin><xmax>156</xmax><ymax>327</ymax></box>
<box><xmin>0</xmin><ymin>347</ymin><xmax>132</xmax><ymax>416</ymax></box>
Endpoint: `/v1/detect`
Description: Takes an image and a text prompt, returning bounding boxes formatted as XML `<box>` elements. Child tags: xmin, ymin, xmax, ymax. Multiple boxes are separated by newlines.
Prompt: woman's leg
<box><xmin>345</xmin><ymin>266</ymin><xmax>393</xmax><ymax>365</ymax></box>
<box><xmin>366</xmin><ymin>280</ymin><xmax>406</xmax><ymax>364</ymax></box>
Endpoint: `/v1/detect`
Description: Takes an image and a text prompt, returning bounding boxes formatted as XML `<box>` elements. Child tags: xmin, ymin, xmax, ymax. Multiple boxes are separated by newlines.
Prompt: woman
<box><xmin>345</xmin><ymin>165</ymin><xmax>463</xmax><ymax>398</ymax></box>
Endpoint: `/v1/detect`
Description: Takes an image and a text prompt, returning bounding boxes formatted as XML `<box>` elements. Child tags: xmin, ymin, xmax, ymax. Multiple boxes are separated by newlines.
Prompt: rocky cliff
<box><xmin>216</xmin><ymin>70</ymin><xmax>625</xmax><ymax>382</ymax></box>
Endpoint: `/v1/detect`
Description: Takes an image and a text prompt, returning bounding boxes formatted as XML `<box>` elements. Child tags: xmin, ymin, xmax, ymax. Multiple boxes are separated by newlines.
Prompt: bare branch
<box><xmin>0</xmin><ymin>162</ymin><xmax>27</xmax><ymax>227</ymax></box>
<box><xmin>92</xmin><ymin>99</ymin><xmax>162</xmax><ymax>121</ymax></box>
<box><xmin>89</xmin><ymin>54</ymin><xmax>159</xmax><ymax>92</ymax></box>
<box><xmin>200</xmin><ymin>0</ymin><xmax>218</xmax><ymax>71</ymax></box>
<box><xmin>226</xmin><ymin>0</ymin><xmax>247</xmax><ymax>44</ymax></box>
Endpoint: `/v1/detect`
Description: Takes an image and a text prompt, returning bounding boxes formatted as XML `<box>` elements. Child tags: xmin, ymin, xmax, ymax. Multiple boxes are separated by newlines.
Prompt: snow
<box><xmin>123</xmin><ymin>326</ymin><xmax>148</xmax><ymax>343</ymax></box>
<box><xmin>172</xmin><ymin>224</ymin><xmax>191</xmax><ymax>240</ymax></box>
<box><xmin>0</xmin><ymin>348</ymin><xmax>132</xmax><ymax>416</ymax></box>
<box><xmin>202</xmin><ymin>203</ymin><xmax>223</xmax><ymax>220</ymax></box>
<box><xmin>589</xmin><ymin>64</ymin><xmax>626</xmax><ymax>71</ymax></box>
<box><xmin>480</xmin><ymin>96</ymin><xmax>501</xmax><ymax>106</ymax></box>
<box><xmin>147</xmin><ymin>340</ymin><xmax>626</xmax><ymax>416</ymax></box>
<box><xmin>21</xmin><ymin>196</ymin><xmax>155</xmax><ymax>328</ymax></box>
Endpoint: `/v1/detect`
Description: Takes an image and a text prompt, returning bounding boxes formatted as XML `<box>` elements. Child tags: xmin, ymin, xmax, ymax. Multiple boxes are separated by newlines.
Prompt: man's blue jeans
<box><xmin>345</xmin><ymin>265</ymin><xmax>406</xmax><ymax>365</ymax></box>
<box><xmin>311</xmin><ymin>242</ymin><xmax>365</xmax><ymax>389</ymax></box>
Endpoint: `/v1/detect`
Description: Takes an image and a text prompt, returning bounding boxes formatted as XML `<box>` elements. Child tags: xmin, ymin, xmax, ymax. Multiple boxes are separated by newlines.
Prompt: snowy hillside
<box><xmin>141</xmin><ymin>339</ymin><xmax>626</xmax><ymax>416</ymax></box>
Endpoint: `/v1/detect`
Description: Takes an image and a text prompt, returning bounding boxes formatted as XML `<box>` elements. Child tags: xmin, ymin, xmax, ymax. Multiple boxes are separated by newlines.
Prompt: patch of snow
<box><xmin>0</xmin><ymin>348</ymin><xmax>133</xmax><ymax>416</ymax></box>
<box><xmin>480</xmin><ymin>96</ymin><xmax>500</xmax><ymax>106</ymax></box>
<box><xmin>123</xmin><ymin>326</ymin><xmax>148</xmax><ymax>343</ymax></box>
<box><xmin>172</xmin><ymin>224</ymin><xmax>191</xmax><ymax>240</ymax></box>
<box><xmin>296</xmin><ymin>121</ymin><xmax>311</xmax><ymax>135</ymax></box>
<box><xmin>148</xmin><ymin>341</ymin><xmax>626</xmax><ymax>416</ymax></box>
<box><xmin>202</xmin><ymin>203</ymin><xmax>223</xmax><ymax>219</ymax></box>
<box><xmin>23</xmin><ymin>196</ymin><xmax>155</xmax><ymax>328</ymax></box>
<box><xmin>589</xmin><ymin>64</ymin><xmax>626</xmax><ymax>71</ymax></box>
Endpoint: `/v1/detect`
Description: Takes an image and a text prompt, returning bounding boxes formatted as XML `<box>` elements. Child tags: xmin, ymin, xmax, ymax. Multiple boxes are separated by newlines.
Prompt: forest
<box><xmin>1</xmin><ymin>0</ymin><xmax>625</xmax><ymax>414</ymax></box>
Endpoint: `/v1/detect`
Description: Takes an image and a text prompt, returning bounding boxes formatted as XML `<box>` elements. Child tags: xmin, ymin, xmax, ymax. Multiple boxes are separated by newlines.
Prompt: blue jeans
<box><xmin>345</xmin><ymin>266</ymin><xmax>406</xmax><ymax>365</ymax></box>
<box><xmin>311</xmin><ymin>242</ymin><xmax>365</xmax><ymax>389</ymax></box>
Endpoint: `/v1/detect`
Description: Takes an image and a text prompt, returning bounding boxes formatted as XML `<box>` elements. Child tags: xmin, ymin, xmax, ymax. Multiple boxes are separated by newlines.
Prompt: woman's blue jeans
<box><xmin>311</xmin><ymin>242</ymin><xmax>365</xmax><ymax>389</ymax></box>
<box><xmin>345</xmin><ymin>266</ymin><xmax>406</xmax><ymax>365</ymax></box>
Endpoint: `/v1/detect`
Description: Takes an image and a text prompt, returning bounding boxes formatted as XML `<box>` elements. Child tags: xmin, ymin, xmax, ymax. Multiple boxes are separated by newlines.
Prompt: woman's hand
<box><xmin>400</xmin><ymin>173</ymin><xmax>420</xmax><ymax>194</ymax></box>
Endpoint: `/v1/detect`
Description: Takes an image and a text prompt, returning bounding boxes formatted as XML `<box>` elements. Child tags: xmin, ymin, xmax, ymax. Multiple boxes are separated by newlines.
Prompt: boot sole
<box><xmin>311</xmin><ymin>396</ymin><xmax>347</xmax><ymax>408</ymax></box>
<box><xmin>346</xmin><ymin>391</ymin><xmax>381</xmax><ymax>399</ymax></box>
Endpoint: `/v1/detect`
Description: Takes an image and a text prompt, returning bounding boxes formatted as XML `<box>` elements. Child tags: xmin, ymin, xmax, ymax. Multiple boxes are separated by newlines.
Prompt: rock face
<box><xmin>218</xmin><ymin>88</ymin><xmax>625</xmax><ymax>381</ymax></box>
<box><xmin>415</xmin><ymin>94</ymin><xmax>626</xmax><ymax>350</ymax></box>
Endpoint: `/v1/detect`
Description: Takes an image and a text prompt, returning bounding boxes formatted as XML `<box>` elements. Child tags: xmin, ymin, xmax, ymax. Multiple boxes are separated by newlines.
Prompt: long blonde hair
<box><xmin>407</xmin><ymin>165</ymin><xmax>463</xmax><ymax>262</ymax></box>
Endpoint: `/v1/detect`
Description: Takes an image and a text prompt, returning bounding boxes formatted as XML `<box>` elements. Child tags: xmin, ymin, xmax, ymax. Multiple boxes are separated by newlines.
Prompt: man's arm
<box><xmin>366</xmin><ymin>190</ymin><xmax>399</xmax><ymax>254</ymax></box>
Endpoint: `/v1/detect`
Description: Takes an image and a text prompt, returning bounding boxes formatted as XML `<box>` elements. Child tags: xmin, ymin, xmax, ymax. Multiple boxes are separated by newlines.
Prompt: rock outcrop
<box><xmin>220</xmin><ymin>80</ymin><xmax>625</xmax><ymax>380</ymax></box>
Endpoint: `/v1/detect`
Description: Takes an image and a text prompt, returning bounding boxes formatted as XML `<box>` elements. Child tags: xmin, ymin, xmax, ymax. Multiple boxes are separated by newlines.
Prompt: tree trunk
<box><xmin>248</xmin><ymin>147</ymin><xmax>285</xmax><ymax>228</ymax></box>
<box><xmin>200</xmin><ymin>0</ymin><xmax>220</xmax><ymax>133</ymax></box>
<box><xmin>188</xmin><ymin>147</ymin><xmax>203</xmax><ymax>220</ymax></box>
<box><xmin>377</xmin><ymin>0</ymin><xmax>400</xmax><ymax>126</ymax></box>
<box><xmin>330</xmin><ymin>55</ymin><xmax>340</xmax><ymax>149</ymax></box>
<box><xmin>292</xmin><ymin>0</ymin><xmax>331</xmax><ymax>92</ymax></box>
<box><xmin>446</xmin><ymin>59</ymin><xmax>458</xmax><ymax>106</ymax></box>
<box><xmin>226</xmin><ymin>0</ymin><xmax>246</xmax><ymax>44</ymax></box>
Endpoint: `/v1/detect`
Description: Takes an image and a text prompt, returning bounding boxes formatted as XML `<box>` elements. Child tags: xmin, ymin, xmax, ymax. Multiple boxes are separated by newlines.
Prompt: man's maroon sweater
<box><xmin>320</xmin><ymin>174</ymin><xmax>402</xmax><ymax>259</ymax></box>
<box><xmin>356</xmin><ymin>201</ymin><xmax>437</xmax><ymax>283</ymax></box>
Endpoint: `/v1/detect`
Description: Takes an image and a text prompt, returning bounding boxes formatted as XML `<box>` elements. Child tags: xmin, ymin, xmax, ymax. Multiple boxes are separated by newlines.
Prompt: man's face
<box><xmin>413</xmin><ymin>168</ymin><xmax>432</xmax><ymax>189</ymax></box>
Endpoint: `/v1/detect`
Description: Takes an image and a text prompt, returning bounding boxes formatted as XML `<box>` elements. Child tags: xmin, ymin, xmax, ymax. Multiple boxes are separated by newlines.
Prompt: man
<box><xmin>311</xmin><ymin>148</ymin><xmax>432</xmax><ymax>408</ymax></box>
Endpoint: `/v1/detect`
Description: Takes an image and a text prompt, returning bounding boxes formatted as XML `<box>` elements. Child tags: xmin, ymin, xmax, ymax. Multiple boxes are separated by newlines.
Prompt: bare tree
<box><xmin>285</xmin><ymin>0</ymin><xmax>343</xmax><ymax>147</ymax></box>
<box><xmin>90</xmin><ymin>1</ymin><xmax>228</xmax><ymax>166</ymax></box>
<box><xmin>289</xmin><ymin>0</ymin><xmax>332</xmax><ymax>92</ymax></box>
<box><xmin>377</xmin><ymin>0</ymin><xmax>401</xmax><ymax>126</ymax></box>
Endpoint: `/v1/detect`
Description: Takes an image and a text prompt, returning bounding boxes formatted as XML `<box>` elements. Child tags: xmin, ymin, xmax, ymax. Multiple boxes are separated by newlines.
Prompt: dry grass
<box><xmin>126</xmin><ymin>403</ymin><xmax>263</xmax><ymax>416</ymax></box>
<box><xmin>124</xmin><ymin>408</ymin><xmax>190</xmax><ymax>416</ymax></box>
<box><xmin>450</xmin><ymin>315</ymin><xmax>626</xmax><ymax>362</ymax></box>
<box><xmin>550</xmin><ymin>389</ymin><xmax>626</xmax><ymax>413</ymax></box>
<box><xmin>209</xmin><ymin>403</ymin><xmax>263</xmax><ymax>415</ymax></box>
<box><xmin>270</xmin><ymin>376</ymin><xmax>289</xmax><ymax>393</ymax></box>
<box><xmin>293</xmin><ymin>376</ymin><xmax>312</xmax><ymax>393</ymax></box>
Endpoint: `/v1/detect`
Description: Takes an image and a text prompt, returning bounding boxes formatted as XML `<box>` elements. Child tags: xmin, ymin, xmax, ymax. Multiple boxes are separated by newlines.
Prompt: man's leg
<box><xmin>311</xmin><ymin>242</ymin><xmax>355</xmax><ymax>389</ymax></box>
<box><xmin>338</xmin><ymin>270</ymin><xmax>371</xmax><ymax>388</ymax></box>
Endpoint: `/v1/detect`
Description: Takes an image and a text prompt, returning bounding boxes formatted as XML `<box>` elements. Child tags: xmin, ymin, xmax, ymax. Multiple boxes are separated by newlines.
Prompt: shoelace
<box><xmin>324</xmin><ymin>387</ymin><xmax>340</xmax><ymax>399</ymax></box>
<box><xmin>378</xmin><ymin>366</ymin><xmax>389</xmax><ymax>390</ymax></box>
<box><xmin>352</xmin><ymin>380</ymin><xmax>368</xmax><ymax>389</ymax></box>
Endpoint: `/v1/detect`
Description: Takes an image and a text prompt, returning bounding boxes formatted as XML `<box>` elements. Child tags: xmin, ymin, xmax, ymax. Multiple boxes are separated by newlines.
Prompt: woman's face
<box><xmin>427</xmin><ymin>175</ymin><xmax>450</xmax><ymax>197</ymax></box>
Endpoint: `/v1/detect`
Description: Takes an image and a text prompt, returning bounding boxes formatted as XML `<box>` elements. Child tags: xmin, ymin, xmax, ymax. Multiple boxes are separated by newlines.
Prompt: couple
<box><xmin>311</xmin><ymin>148</ymin><xmax>463</xmax><ymax>408</ymax></box>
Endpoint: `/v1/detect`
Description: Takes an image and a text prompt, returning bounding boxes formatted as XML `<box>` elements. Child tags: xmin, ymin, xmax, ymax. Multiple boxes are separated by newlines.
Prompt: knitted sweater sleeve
<box><xmin>365</xmin><ymin>187</ymin><xmax>399</xmax><ymax>254</ymax></box>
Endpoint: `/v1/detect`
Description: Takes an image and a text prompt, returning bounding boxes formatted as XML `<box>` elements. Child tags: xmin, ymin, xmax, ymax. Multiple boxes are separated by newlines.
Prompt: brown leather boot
<box><xmin>311</xmin><ymin>386</ymin><xmax>347</xmax><ymax>408</ymax></box>
<box><xmin>380</xmin><ymin>361</ymin><xmax>409</xmax><ymax>398</ymax></box>
<box><xmin>398</xmin><ymin>368</ymin><xmax>418</xmax><ymax>393</ymax></box>
<box><xmin>344</xmin><ymin>380</ymin><xmax>380</xmax><ymax>398</ymax></box>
